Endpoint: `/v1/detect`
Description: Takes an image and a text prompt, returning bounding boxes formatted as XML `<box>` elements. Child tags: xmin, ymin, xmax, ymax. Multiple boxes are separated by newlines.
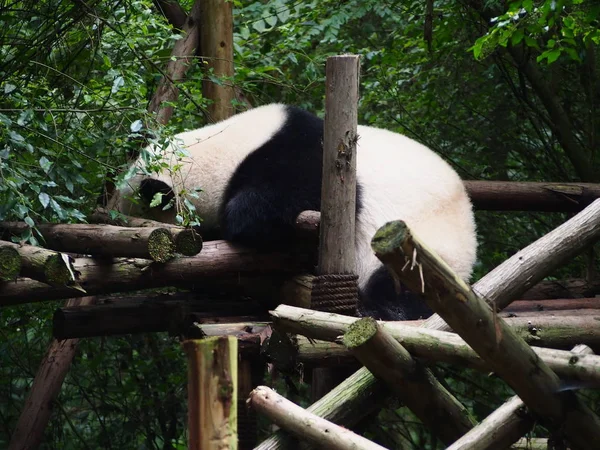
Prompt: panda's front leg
<box><xmin>220</xmin><ymin>187</ymin><xmax>299</xmax><ymax>251</ymax></box>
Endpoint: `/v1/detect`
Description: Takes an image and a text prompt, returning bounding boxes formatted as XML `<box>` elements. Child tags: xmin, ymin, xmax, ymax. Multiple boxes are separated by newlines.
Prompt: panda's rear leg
<box><xmin>357</xmin><ymin>265</ymin><xmax>433</xmax><ymax>321</ymax></box>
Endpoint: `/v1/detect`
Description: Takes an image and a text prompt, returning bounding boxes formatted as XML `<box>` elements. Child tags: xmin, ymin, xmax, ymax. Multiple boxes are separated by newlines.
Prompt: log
<box><xmin>311</xmin><ymin>54</ymin><xmax>360</xmax><ymax>402</ymax></box>
<box><xmin>270</xmin><ymin>306</ymin><xmax>600</xmax><ymax>388</ymax></box>
<box><xmin>343</xmin><ymin>317</ymin><xmax>476</xmax><ymax>444</ymax></box>
<box><xmin>254</xmin><ymin>365</ymin><xmax>388</xmax><ymax>450</ymax></box>
<box><xmin>446</xmin><ymin>395</ymin><xmax>532</xmax><ymax>450</ymax></box>
<box><xmin>0</xmin><ymin>245</ymin><xmax>21</xmax><ymax>281</ymax></box>
<box><xmin>8</xmin><ymin>296</ymin><xmax>97</xmax><ymax>450</ymax></box>
<box><xmin>425</xmin><ymin>197</ymin><xmax>600</xmax><ymax>331</ymax></box>
<box><xmin>255</xmin><ymin>200</ymin><xmax>600</xmax><ymax>449</ymax></box>
<box><xmin>447</xmin><ymin>345</ymin><xmax>595</xmax><ymax>450</ymax></box>
<box><xmin>371</xmin><ymin>220</ymin><xmax>600</xmax><ymax>448</ymax></box>
<box><xmin>89</xmin><ymin>208</ymin><xmax>203</xmax><ymax>256</ymax></box>
<box><xmin>0</xmin><ymin>222</ymin><xmax>177</xmax><ymax>262</ymax></box>
<box><xmin>248</xmin><ymin>386</ymin><xmax>386</xmax><ymax>450</ymax></box>
<box><xmin>521</xmin><ymin>278</ymin><xmax>600</xmax><ymax>300</ymax></box>
<box><xmin>506</xmin><ymin>298</ymin><xmax>600</xmax><ymax>312</ymax></box>
<box><xmin>0</xmin><ymin>240</ymin><xmax>314</xmax><ymax>307</ymax></box>
<box><xmin>53</xmin><ymin>293</ymin><xmax>268</xmax><ymax>339</ymax></box>
<box><xmin>184</xmin><ymin>336</ymin><xmax>238</xmax><ymax>450</ymax></box>
<box><xmin>464</xmin><ymin>180</ymin><xmax>600</xmax><ymax>212</ymax></box>
<box><xmin>200</xmin><ymin>0</ymin><xmax>234</xmax><ymax>122</ymax></box>
<box><xmin>0</xmin><ymin>240</ymin><xmax>75</xmax><ymax>287</ymax></box>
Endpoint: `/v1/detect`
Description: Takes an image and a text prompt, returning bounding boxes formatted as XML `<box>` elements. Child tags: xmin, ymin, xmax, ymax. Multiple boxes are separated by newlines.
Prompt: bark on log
<box><xmin>521</xmin><ymin>278</ymin><xmax>600</xmax><ymax>300</ymax></box>
<box><xmin>248</xmin><ymin>386</ymin><xmax>386</xmax><ymax>450</ymax></box>
<box><xmin>447</xmin><ymin>345</ymin><xmax>594</xmax><ymax>450</ymax></box>
<box><xmin>0</xmin><ymin>245</ymin><xmax>21</xmax><ymax>281</ymax></box>
<box><xmin>464</xmin><ymin>181</ymin><xmax>600</xmax><ymax>212</ymax></box>
<box><xmin>254</xmin><ymin>366</ymin><xmax>388</xmax><ymax>450</ymax></box>
<box><xmin>200</xmin><ymin>0</ymin><xmax>234</xmax><ymax>122</ymax></box>
<box><xmin>0</xmin><ymin>240</ymin><xmax>75</xmax><ymax>287</ymax></box>
<box><xmin>89</xmin><ymin>208</ymin><xmax>203</xmax><ymax>256</ymax></box>
<box><xmin>8</xmin><ymin>296</ymin><xmax>97</xmax><ymax>450</ymax></box>
<box><xmin>425</xmin><ymin>197</ymin><xmax>600</xmax><ymax>332</ymax></box>
<box><xmin>270</xmin><ymin>305</ymin><xmax>600</xmax><ymax>389</ymax></box>
<box><xmin>311</xmin><ymin>54</ymin><xmax>361</xmax><ymax>402</ymax></box>
<box><xmin>53</xmin><ymin>294</ymin><xmax>268</xmax><ymax>339</ymax></box>
<box><xmin>446</xmin><ymin>395</ymin><xmax>532</xmax><ymax>450</ymax></box>
<box><xmin>506</xmin><ymin>298</ymin><xmax>600</xmax><ymax>312</ymax></box>
<box><xmin>371</xmin><ymin>220</ymin><xmax>600</xmax><ymax>448</ymax></box>
<box><xmin>184</xmin><ymin>336</ymin><xmax>237</xmax><ymax>450</ymax></box>
<box><xmin>343</xmin><ymin>317</ymin><xmax>476</xmax><ymax>444</ymax></box>
<box><xmin>0</xmin><ymin>222</ymin><xmax>177</xmax><ymax>262</ymax></box>
<box><xmin>0</xmin><ymin>240</ymin><xmax>314</xmax><ymax>307</ymax></box>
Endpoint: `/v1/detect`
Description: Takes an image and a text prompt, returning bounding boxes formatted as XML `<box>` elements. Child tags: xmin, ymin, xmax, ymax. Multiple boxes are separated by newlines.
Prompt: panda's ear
<box><xmin>139</xmin><ymin>178</ymin><xmax>174</xmax><ymax>208</ymax></box>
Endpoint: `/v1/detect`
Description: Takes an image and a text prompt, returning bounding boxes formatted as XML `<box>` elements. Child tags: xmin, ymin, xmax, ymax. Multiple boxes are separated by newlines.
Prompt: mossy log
<box><xmin>343</xmin><ymin>317</ymin><xmax>476</xmax><ymax>444</ymax></box>
<box><xmin>271</xmin><ymin>305</ymin><xmax>600</xmax><ymax>388</ymax></box>
<box><xmin>371</xmin><ymin>220</ymin><xmax>600</xmax><ymax>447</ymax></box>
<box><xmin>0</xmin><ymin>240</ymin><xmax>314</xmax><ymax>307</ymax></box>
<box><xmin>88</xmin><ymin>208</ymin><xmax>203</xmax><ymax>256</ymax></box>
<box><xmin>447</xmin><ymin>345</ymin><xmax>595</xmax><ymax>450</ymax></box>
<box><xmin>248</xmin><ymin>386</ymin><xmax>386</xmax><ymax>450</ymax></box>
<box><xmin>184</xmin><ymin>336</ymin><xmax>238</xmax><ymax>450</ymax></box>
<box><xmin>0</xmin><ymin>240</ymin><xmax>75</xmax><ymax>286</ymax></box>
<box><xmin>0</xmin><ymin>245</ymin><xmax>21</xmax><ymax>281</ymax></box>
<box><xmin>0</xmin><ymin>222</ymin><xmax>179</xmax><ymax>262</ymax></box>
<box><xmin>254</xmin><ymin>366</ymin><xmax>388</xmax><ymax>450</ymax></box>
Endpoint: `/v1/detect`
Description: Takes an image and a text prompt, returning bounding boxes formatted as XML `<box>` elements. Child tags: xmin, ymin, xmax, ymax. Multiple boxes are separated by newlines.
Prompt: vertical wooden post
<box><xmin>312</xmin><ymin>55</ymin><xmax>360</xmax><ymax>401</ymax></box>
<box><xmin>185</xmin><ymin>336</ymin><xmax>238</xmax><ymax>450</ymax></box>
<box><xmin>200</xmin><ymin>0</ymin><xmax>234</xmax><ymax>122</ymax></box>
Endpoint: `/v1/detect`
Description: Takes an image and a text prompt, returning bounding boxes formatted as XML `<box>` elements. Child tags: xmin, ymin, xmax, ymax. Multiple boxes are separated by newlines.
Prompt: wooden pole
<box><xmin>312</xmin><ymin>54</ymin><xmax>360</xmax><ymax>401</ymax></box>
<box><xmin>200</xmin><ymin>0</ymin><xmax>234</xmax><ymax>122</ymax></box>
<box><xmin>184</xmin><ymin>336</ymin><xmax>238</xmax><ymax>450</ymax></box>
<box><xmin>8</xmin><ymin>296</ymin><xmax>97</xmax><ymax>450</ymax></box>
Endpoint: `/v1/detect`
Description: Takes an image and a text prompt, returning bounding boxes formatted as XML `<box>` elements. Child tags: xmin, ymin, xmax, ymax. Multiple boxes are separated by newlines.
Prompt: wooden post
<box><xmin>312</xmin><ymin>54</ymin><xmax>360</xmax><ymax>401</ymax></box>
<box><xmin>184</xmin><ymin>336</ymin><xmax>238</xmax><ymax>450</ymax></box>
<box><xmin>200</xmin><ymin>0</ymin><xmax>234</xmax><ymax>122</ymax></box>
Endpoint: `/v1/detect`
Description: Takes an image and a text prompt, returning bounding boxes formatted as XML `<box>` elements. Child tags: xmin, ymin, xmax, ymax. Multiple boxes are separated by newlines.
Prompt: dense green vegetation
<box><xmin>1</xmin><ymin>0</ymin><xmax>599</xmax><ymax>448</ymax></box>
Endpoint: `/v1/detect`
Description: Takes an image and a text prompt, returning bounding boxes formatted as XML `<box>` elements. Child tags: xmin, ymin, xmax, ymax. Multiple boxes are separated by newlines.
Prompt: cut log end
<box><xmin>371</xmin><ymin>220</ymin><xmax>410</xmax><ymax>255</ymax></box>
<box><xmin>147</xmin><ymin>228</ymin><xmax>175</xmax><ymax>263</ymax></box>
<box><xmin>174</xmin><ymin>229</ymin><xmax>203</xmax><ymax>256</ymax></box>
<box><xmin>342</xmin><ymin>316</ymin><xmax>378</xmax><ymax>349</ymax></box>
<box><xmin>0</xmin><ymin>245</ymin><xmax>21</xmax><ymax>281</ymax></box>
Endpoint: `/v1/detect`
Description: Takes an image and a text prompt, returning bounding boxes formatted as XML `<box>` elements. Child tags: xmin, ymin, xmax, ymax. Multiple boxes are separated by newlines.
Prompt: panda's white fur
<box><xmin>115</xmin><ymin>103</ymin><xmax>477</xmax><ymax>320</ymax></box>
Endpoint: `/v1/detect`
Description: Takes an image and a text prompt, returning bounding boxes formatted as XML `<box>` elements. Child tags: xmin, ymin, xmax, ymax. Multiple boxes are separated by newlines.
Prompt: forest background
<box><xmin>1</xmin><ymin>0</ymin><xmax>599</xmax><ymax>448</ymax></box>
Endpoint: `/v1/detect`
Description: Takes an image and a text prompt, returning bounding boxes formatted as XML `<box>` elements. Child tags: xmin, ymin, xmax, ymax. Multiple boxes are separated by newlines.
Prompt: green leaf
<box><xmin>149</xmin><ymin>192</ymin><xmax>163</xmax><ymax>208</ymax></box>
<box><xmin>39</xmin><ymin>156</ymin><xmax>52</xmax><ymax>174</ymax></box>
<box><xmin>546</xmin><ymin>48</ymin><xmax>561</xmax><ymax>63</ymax></box>
<box><xmin>252</xmin><ymin>19</ymin><xmax>266</xmax><ymax>32</ymax></box>
<box><xmin>24</xmin><ymin>216</ymin><xmax>34</xmax><ymax>227</ymax></box>
<box><xmin>511</xmin><ymin>29</ymin><xmax>524</xmax><ymax>45</ymax></box>
<box><xmin>38</xmin><ymin>192</ymin><xmax>50</xmax><ymax>208</ymax></box>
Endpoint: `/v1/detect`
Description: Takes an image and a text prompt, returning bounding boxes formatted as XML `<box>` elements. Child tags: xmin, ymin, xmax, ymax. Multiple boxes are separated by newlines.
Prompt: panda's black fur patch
<box><xmin>219</xmin><ymin>105</ymin><xmax>364</xmax><ymax>249</ymax></box>
<box><xmin>357</xmin><ymin>265</ymin><xmax>433</xmax><ymax>320</ymax></box>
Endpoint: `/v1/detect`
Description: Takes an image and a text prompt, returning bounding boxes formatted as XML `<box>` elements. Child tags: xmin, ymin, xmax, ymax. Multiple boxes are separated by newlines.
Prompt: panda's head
<box><xmin>113</xmin><ymin>103</ymin><xmax>291</xmax><ymax>229</ymax></box>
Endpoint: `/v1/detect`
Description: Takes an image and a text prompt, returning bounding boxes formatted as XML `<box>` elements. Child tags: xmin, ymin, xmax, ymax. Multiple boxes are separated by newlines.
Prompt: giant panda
<box><xmin>114</xmin><ymin>103</ymin><xmax>477</xmax><ymax>321</ymax></box>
